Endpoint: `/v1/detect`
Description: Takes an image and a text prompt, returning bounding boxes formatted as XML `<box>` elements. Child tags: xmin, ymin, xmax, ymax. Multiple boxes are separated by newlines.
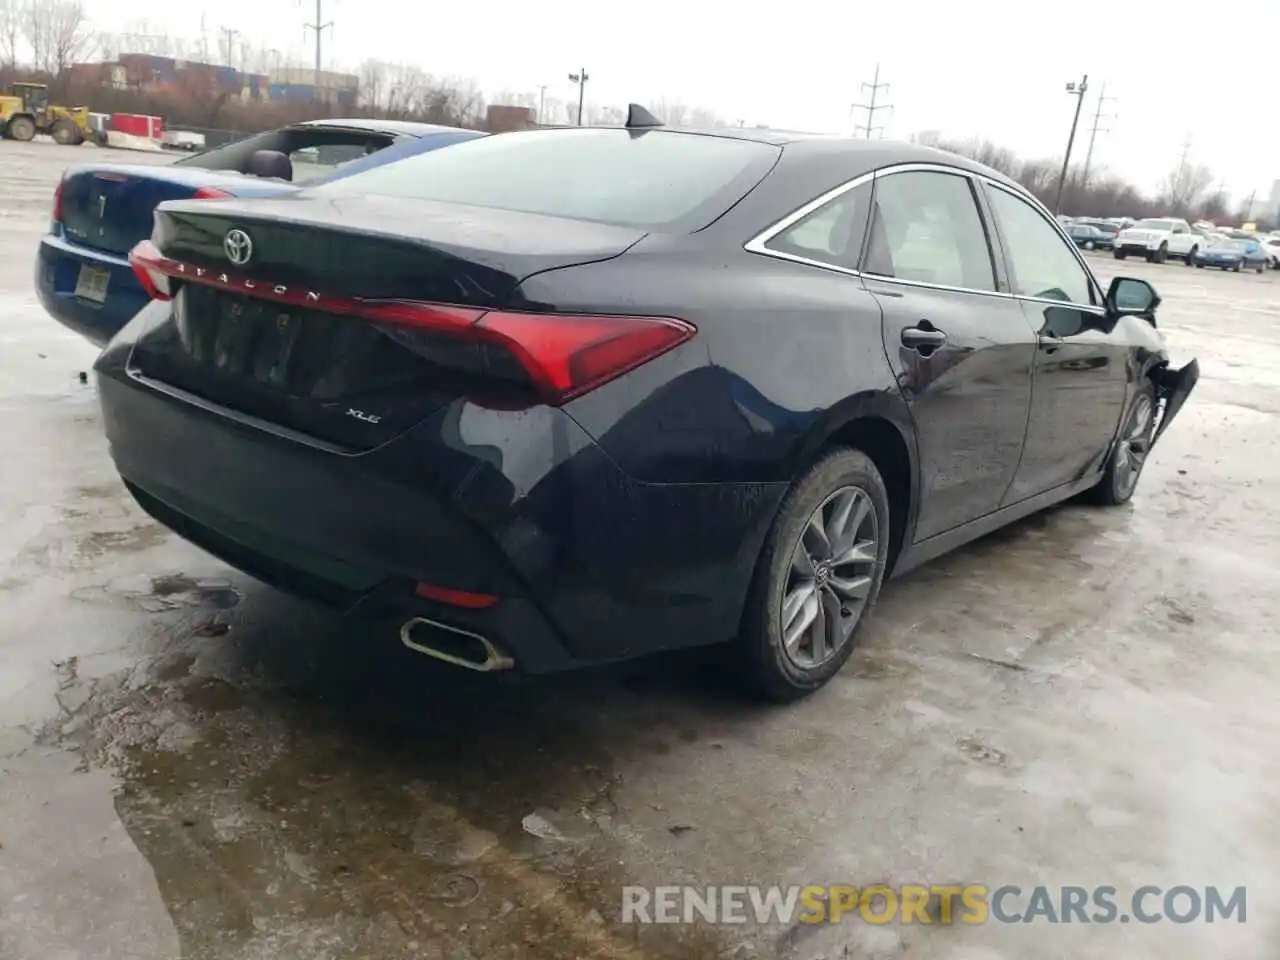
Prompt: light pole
<box><xmin>569</xmin><ymin>69</ymin><xmax>589</xmax><ymax>126</ymax></box>
<box><xmin>537</xmin><ymin>84</ymin><xmax>547</xmax><ymax>123</ymax></box>
<box><xmin>1054</xmin><ymin>74</ymin><xmax>1088</xmax><ymax>215</ymax></box>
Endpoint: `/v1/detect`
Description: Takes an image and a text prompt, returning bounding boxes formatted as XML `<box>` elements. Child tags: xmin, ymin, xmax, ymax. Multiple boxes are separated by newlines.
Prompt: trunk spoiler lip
<box><xmin>1151</xmin><ymin>357</ymin><xmax>1198</xmax><ymax>445</ymax></box>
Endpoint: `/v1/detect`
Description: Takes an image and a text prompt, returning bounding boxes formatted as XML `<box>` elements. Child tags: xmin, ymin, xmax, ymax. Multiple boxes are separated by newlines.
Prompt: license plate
<box><xmin>74</xmin><ymin>265</ymin><xmax>110</xmax><ymax>304</ymax></box>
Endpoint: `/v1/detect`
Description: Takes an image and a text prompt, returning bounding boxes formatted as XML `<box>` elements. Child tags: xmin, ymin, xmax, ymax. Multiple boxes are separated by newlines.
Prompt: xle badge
<box><xmin>346</xmin><ymin>408</ymin><xmax>382</xmax><ymax>424</ymax></box>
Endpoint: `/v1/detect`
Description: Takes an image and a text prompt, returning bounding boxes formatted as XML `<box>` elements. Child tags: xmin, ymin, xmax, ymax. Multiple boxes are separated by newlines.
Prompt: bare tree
<box><xmin>688</xmin><ymin>106</ymin><xmax>725</xmax><ymax>128</ymax></box>
<box><xmin>648</xmin><ymin>98</ymin><xmax>688</xmax><ymax>126</ymax></box>
<box><xmin>357</xmin><ymin>58</ymin><xmax>387</xmax><ymax>111</ymax></box>
<box><xmin>1160</xmin><ymin>157</ymin><xmax>1214</xmax><ymax>214</ymax></box>
<box><xmin>0</xmin><ymin>0</ymin><xmax>22</xmax><ymax>67</ymax></box>
<box><xmin>46</xmin><ymin>0</ymin><xmax>93</xmax><ymax>76</ymax></box>
<box><xmin>23</xmin><ymin>0</ymin><xmax>48</xmax><ymax>72</ymax></box>
<box><xmin>22</xmin><ymin>0</ymin><xmax>93</xmax><ymax>76</ymax></box>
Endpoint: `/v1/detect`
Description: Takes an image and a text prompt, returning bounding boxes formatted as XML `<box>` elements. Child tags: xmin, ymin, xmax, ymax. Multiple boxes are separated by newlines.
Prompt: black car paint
<box><xmin>95</xmin><ymin>133</ymin><xmax>1196</xmax><ymax>673</ymax></box>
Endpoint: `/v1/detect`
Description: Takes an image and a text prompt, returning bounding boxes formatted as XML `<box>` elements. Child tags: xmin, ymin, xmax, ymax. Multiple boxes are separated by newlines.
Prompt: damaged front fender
<box><xmin>1151</xmin><ymin>357</ymin><xmax>1199</xmax><ymax>444</ymax></box>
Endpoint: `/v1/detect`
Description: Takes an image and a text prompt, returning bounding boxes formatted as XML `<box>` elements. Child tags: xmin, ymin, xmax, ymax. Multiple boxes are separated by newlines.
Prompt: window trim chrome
<box><xmin>742</xmin><ymin>170</ymin><xmax>875</xmax><ymax>277</ymax></box>
<box><xmin>979</xmin><ymin>177</ymin><xmax>1107</xmax><ymax>310</ymax></box>
<box><xmin>744</xmin><ymin>159</ymin><xmax>1107</xmax><ymax>315</ymax></box>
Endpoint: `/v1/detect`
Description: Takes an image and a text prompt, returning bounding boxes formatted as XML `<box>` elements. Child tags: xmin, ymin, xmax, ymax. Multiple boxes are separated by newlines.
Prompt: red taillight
<box><xmin>51</xmin><ymin>176</ymin><xmax>65</xmax><ymax>224</ymax></box>
<box><xmin>123</xmin><ymin>240</ymin><xmax>696</xmax><ymax>403</ymax></box>
<box><xmin>476</xmin><ymin>310</ymin><xmax>693</xmax><ymax>403</ymax></box>
<box><xmin>128</xmin><ymin>239</ymin><xmax>172</xmax><ymax>301</ymax></box>
<box><xmin>192</xmin><ymin>186</ymin><xmax>233</xmax><ymax>199</ymax></box>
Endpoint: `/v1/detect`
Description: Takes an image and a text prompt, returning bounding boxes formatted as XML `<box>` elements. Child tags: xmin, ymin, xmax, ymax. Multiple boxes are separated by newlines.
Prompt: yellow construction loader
<box><xmin>0</xmin><ymin>82</ymin><xmax>92</xmax><ymax>145</ymax></box>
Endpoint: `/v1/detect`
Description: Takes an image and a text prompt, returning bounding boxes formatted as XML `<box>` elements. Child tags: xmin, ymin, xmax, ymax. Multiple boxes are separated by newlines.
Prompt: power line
<box><xmin>302</xmin><ymin>0</ymin><xmax>334</xmax><ymax>89</ymax></box>
<box><xmin>852</xmin><ymin>64</ymin><xmax>892</xmax><ymax>139</ymax></box>
<box><xmin>1080</xmin><ymin>81</ymin><xmax>1116</xmax><ymax>186</ymax></box>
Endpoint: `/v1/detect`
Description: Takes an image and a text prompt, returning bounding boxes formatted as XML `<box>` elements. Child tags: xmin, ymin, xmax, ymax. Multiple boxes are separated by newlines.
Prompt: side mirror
<box><xmin>1106</xmin><ymin>277</ymin><xmax>1159</xmax><ymax>318</ymax></box>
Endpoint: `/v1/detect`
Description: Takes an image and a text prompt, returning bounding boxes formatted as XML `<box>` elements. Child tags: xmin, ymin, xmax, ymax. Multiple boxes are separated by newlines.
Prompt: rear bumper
<box><xmin>36</xmin><ymin>232</ymin><xmax>149</xmax><ymax>347</ymax></box>
<box><xmin>94</xmin><ymin>338</ymin><xmax>785</xmax><ymax>673</ymax></box>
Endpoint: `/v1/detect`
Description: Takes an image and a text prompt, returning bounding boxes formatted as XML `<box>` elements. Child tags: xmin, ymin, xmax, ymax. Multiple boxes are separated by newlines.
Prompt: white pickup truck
<box><xmin>1113</xmin><ymin>217</ymin><xmax>1203</xmax><ymax>263</ymax></box>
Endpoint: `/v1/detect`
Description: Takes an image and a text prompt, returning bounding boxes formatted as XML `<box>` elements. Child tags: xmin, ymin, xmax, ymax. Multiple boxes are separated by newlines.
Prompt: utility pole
<box><xmin>1242</xmin><ymin>189</ymin><xmax>1257</xmax><ymax>223</ymax></box>
<box><xmin>303</xmin><ymin>0</ymin><xmax>333</xmax><ymax>90</ymax></box>
<box><xmin>852</xmin><ymin>63</ymin><xmax>893</xmax><ymax>138</ymax></box>
<box><xmin>1054</xmin><ymin>74</ymin><xmax>1088</xmax><ymax>215</ymax></box>
<box><xmin>568</xmin><ymin>68</ymin><xmax>589</xmax><ymax>126</ymax></box>
<box><xmin>1174</xmin><ymin>135</ymin><xmax>1192</xmax><ymax>182</ymax></box>
<box><xmin>537</xmin><ymin>84</ymin><xmax>547</xmax><ymax>123</ymax></box>
<box><xmin>218</xmin><ymin>27</ymin><xmax>239</xmax><ymax>68</ymax></box>
<box><xmin>1081</xmin><ymin>81</ymin><xmax>1116</xmax><ymax>187</ymax></box>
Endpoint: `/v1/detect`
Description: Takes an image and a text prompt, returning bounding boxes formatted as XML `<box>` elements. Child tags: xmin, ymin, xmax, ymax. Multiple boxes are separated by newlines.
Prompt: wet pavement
<box><xmin>2</xmin><ymin>140</ymin><xmax>1279</xmax><ymax>959</ymax></box>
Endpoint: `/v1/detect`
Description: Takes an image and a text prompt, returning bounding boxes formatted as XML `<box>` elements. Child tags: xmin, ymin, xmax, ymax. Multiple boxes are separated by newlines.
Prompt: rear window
<box><xmin>312</xmin><ymin>128</ymin><xmax>779</xmax><ymax>232</ymax></box>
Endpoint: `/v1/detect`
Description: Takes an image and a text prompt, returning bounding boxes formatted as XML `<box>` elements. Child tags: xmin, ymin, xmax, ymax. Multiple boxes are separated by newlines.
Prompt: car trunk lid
<box><xmin>127</xmin><ymin>195</ymin><xmax>674</xmax><ymax>452</ymax></box>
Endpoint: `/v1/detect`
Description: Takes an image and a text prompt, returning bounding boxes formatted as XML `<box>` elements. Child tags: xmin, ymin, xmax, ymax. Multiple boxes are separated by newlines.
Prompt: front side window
<box><xmin>862</xmin><ymin>171</ymin><xmax>996</xmax><ymax>292</ymax></box>
<box><xmin>764</xmin><ymin>182</ymin><xmax>871</xmax><ymax>271</ymax></box>
<box><xmin>985</xmin><ymin>185</ymin><xmax>1095</xmax><ymax>305</ymax></box>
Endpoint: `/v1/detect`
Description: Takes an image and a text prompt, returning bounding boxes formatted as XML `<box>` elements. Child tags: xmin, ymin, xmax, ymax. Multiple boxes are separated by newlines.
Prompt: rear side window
<box><xmin>764</xmin><ymin>182</ymin><xmax>871</xmax><ymax>271</ymax></box>
<box><xmin>313</xmin><ymin>128</ymin><xmax>779</xmax><ymax>232</ymax></box>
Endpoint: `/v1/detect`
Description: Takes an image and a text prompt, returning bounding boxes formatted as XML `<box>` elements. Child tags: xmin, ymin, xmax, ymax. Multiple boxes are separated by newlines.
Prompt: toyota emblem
<box><xmin>224</xmin><ymin>228</ymin><xmax>253</xmax><ymax>266</ymax></box>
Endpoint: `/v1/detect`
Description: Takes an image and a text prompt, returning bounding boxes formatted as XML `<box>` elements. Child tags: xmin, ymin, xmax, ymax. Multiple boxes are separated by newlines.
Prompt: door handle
<box><xmin>901</xmin><ymin>323</ymin><xmax>947</xmax><ymax>351</ymax></box>
<box><xmin>1038</xmin><ymin>333</ymin><xmax>1062</xmax><ymax>353</ymax></box>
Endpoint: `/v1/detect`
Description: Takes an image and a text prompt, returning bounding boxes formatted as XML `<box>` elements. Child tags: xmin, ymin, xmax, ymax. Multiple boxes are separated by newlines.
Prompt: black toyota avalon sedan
<box><xmin>96</xmin><ymin>108</ymin><xmax>1198</xmax><ymax>700</ymax></box>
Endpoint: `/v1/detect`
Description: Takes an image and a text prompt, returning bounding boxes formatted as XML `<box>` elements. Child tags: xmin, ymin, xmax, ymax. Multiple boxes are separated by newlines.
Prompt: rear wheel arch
<box><xmin>789</xmin><ymin>399</ymin><xmax>917</xmax><ymax>575</ymax></box>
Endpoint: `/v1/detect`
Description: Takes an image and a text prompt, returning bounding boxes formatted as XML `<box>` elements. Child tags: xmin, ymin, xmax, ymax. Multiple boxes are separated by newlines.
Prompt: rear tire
<box><xmin>1114</xmin><ymin>250</ymin><xmax>1127</xmax><ymax>260</ymax></box>
<box><xmin>740</xmin><ymin>449</ymin><xmax>891</xmax><ymax>702</ymax></box>
<box><xmin>49</xmin><ymin>119</ymin><xmax>82</xmax><ymax>145</ymax></box>
<box><xmin>1087</xmin><ymin>379</ymin><xmax>1157</xmax><ymax>507</ymax></box>
<box><xmin>6</xmin><ymin>115</ymin><xmax>35</xmax><ymax>142</ymax></box>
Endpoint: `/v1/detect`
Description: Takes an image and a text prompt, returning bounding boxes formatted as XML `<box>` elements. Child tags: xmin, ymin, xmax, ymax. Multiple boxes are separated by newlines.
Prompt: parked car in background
<box><xmin>1074</xmin><ymin>218</ymin><xmax>1120</xmax><ymax>239</ymax></box>
<box><xmin>1262</xmin><ymin>235</ymin><xmax>1280</xmax><ymax>268</ymax></box>
<box><xmin>99</xmin><ymin>120</ymin><xmax>1198</xmax><ymax>700</ymax></box>
<box><xmin>1191</xmin><ymin>237</ymin><xmax>1270</xmax><ymax>273</ymax></box>
<box><xmin>1068</xmin><ymin>222</ymin><xmax>1114</xmax><ymax>250</ymax></box>
<box><xmin>35</xmin><ymin>119</ymin><xmax>486</xmax><ymax>346</ymax></box>
<box><xmin>1113</xmin><ymin>217</ymin><xmax>1201</xmax><ymax>263</ymax></box>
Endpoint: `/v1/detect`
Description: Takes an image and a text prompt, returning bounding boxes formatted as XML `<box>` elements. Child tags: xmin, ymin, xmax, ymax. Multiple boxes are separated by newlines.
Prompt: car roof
<box><xmin>297</xmin><ymin>118</ymin><xmax>471</xmax><ymax>137</ymax></box>
<box><xmin>575</xmin><ymin>125</ymin><xmax>1030</xmax><ymax>192</ymax></box>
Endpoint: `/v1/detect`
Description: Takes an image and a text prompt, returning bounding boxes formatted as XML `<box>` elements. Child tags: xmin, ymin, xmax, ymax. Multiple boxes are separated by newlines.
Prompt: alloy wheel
<box><xmin>1113</xmin><ymin>394</ymin><xmax>1154</xmax><ymax>499</ymax></box>
<box><xmin>780</xmin><ymin>485</ymin><xmax>878</xmax><ymax>669</ymax></box>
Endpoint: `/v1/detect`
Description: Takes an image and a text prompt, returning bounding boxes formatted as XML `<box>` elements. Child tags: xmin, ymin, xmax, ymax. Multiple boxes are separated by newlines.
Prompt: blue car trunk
<box><xmin>60</xmin><ymin>169</ymin><xmax>203</xmax><ymax>256</ymax></box>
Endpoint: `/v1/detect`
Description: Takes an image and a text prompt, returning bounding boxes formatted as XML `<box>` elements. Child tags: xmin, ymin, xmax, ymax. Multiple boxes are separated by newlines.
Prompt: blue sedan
<box><xmin>35</xmin><ymin>119</ymin><xmax>485</xmax><ymax>346</ymax></box>
<box><xmin>1191</xmin><ymin>237</ymin><xmax>1269</xmax><ymax>273</ymax></box>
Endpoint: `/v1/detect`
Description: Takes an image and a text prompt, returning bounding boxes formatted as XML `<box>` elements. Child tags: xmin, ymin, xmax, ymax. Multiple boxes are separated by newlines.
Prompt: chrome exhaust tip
<box><xmin>399</xmin><ymin>616</ymin><xmax>515</xmax><ymax>672</ymax></box>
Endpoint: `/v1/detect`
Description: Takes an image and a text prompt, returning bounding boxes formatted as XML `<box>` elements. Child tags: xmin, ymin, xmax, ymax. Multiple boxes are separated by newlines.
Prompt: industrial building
<box><xmin>69</xmin><ymin>54</ymin><xmax>358</xmax><ymax>109</ymax></box>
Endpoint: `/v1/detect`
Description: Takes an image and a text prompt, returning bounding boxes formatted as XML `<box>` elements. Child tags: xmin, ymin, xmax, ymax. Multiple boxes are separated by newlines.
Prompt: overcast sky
<box><xmin>88</xmin><ymin>0</ymin><xmax>1280</xmax><ymax>204</ymax></box>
